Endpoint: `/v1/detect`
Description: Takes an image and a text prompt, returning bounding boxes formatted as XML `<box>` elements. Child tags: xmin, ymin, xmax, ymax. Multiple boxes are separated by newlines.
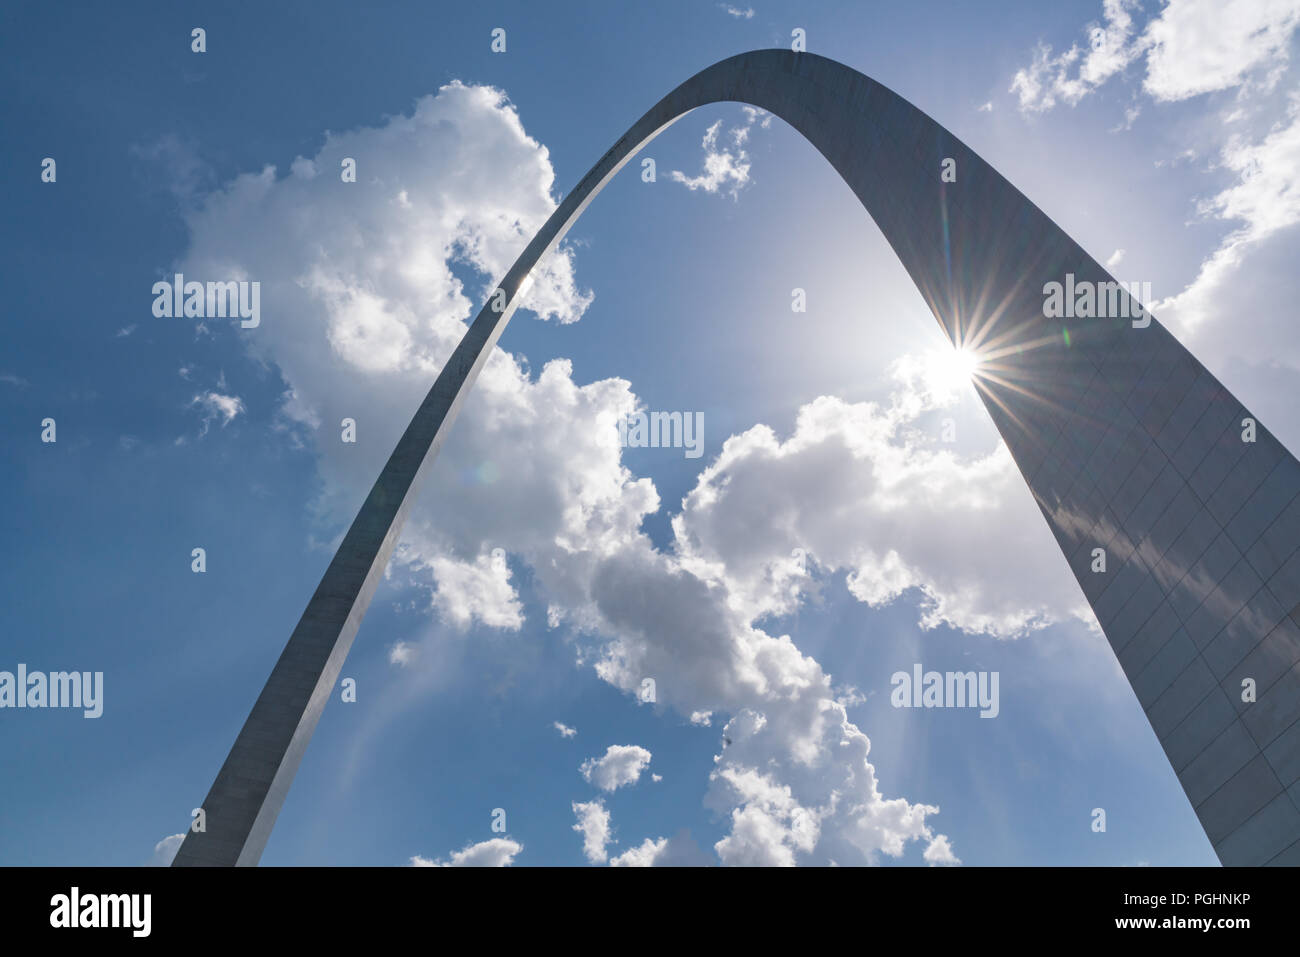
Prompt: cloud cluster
<box><xmin>1010</xmin><ymin>0</ymin><xmax>1300</xmax><ymax>452</ymax></box>
<box><xmin>673</xmin><ymin>362</ymin><xmax>1090</xmax><ymax>638</ymax></box>
<box><xmin>1156</xmin><ymin>94</ymin><xmax>1300</xmax><ymax>341</ymax></box>
<box><xmin>1011</xmin><ymin>0</ymin><xmax>1141</xmax><ymax>111</ymax></box>
<box><xmin>1011</xmin><ymin>0</ymin><xmax>1300</xmax><ymax>112</ymax></box>
<box><xmin>168</xmin><ymin>81</ymin><xmax>1055</xmax><ymax>866</ymax></box>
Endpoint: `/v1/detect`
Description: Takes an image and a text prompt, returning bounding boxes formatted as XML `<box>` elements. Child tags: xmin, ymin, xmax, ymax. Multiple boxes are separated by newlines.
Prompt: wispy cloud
<box><xmin>1010</xmin><ymin>0</ymin><xmax>1300</xmax><ymax>113</ymax></box>
<box><xmin>191</xmin><ymin>390</ymin><xmax>245</xmax><ymax>436</ymax></box>
<box><xmin>130</xmin><ymin>133</ymin><xmax>216</xmax><ymax>205</ymax></box>
<box><xmin>669</xmin><ymin>106</ymin><xmax>771</xmax><ymax>199</ymax></box>
<box><xmin>1010</xmin><ymin>0</ymin><xmax>1141</xmax><ymax>112</ymax></box>
<box><xmin>389</xmin><ymin>641</ymin><xmax>417</xmax><ymax>667</ymax></box>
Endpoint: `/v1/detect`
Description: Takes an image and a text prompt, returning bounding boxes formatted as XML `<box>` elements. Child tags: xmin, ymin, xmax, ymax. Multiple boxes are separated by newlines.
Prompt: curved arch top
<box><xmin>174</xmin><ymin>50</ymin><xmax>1300</xmax><ymax>867</ymax></box>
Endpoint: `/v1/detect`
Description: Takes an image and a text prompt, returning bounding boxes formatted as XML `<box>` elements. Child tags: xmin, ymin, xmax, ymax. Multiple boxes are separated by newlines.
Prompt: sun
<box><xmin>911</xmin><ymin>342</ymin><xmax>988</xmax><ymax>403</ymax></box>
<box><xmin>923</xmin><ymin>344</ymin><xmax>982</xmax><ymax>395</ymax></box>
<box><xmin>948</xmin><ymin>346</ymin><xmax>980</xmax><ymax>379</ymax></box>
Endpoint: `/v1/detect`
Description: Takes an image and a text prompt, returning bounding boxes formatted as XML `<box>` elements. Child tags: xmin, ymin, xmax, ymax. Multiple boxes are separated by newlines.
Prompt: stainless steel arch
<box><xmin>175</xmin><ymin>49</ymin><xmax>1300</xmax><ymax>867</ymax></box>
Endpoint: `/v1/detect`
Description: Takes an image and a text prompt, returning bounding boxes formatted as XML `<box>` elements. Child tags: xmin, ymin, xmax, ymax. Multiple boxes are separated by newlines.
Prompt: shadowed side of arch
<box><xmin>174</xmin><ymin>50</ymin><xmax>1300</xmax><ymax>867</ymax></box>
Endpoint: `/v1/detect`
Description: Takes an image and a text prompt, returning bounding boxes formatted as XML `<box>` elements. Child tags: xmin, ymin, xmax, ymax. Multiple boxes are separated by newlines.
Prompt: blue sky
<box><xmin>3</xmin><ymin>0</ymin><xmax>1299</xmax><ymax>866</ymax></box>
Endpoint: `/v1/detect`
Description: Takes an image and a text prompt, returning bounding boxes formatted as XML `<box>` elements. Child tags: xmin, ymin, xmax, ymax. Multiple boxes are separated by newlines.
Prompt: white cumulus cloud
<box><xmin>571</xmin><ymin>799</ymin><xmax>612</xmax><ymax>863</ymax></box>
<box><xmin>580</xmin><ymin>744</ymin><xmax>653</xmax><ymax>792</ymax></box>
<box><xmin>609</xmin><ymin>829</ymin><xmax>712</xmax><ymax>866</ymax></box>
<box><xmin>425</xmin><ymin>550</ymin><xmax>524</xmax><ymax>631</ymax></box>
<box><xmin>411</xmin><ymin>837</ymin><xmax>522</xmax><ymax>866</ymax></box>
<box><xmin>1143</xmin><ymin>0</ymin><xmax>1300</xmax><ymax>101</ymax></box>
<box><xmin>147</xmin><ymin>833</ymin><xmax>185</xmax><ymax>866</ymax></box>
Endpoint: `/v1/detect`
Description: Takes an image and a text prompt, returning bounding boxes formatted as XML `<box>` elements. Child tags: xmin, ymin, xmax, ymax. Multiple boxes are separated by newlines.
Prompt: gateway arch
<box><xmin>173</xmin><ymin>50</ymin><xmax>1300</xmax><ymax>867</ymax></box>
